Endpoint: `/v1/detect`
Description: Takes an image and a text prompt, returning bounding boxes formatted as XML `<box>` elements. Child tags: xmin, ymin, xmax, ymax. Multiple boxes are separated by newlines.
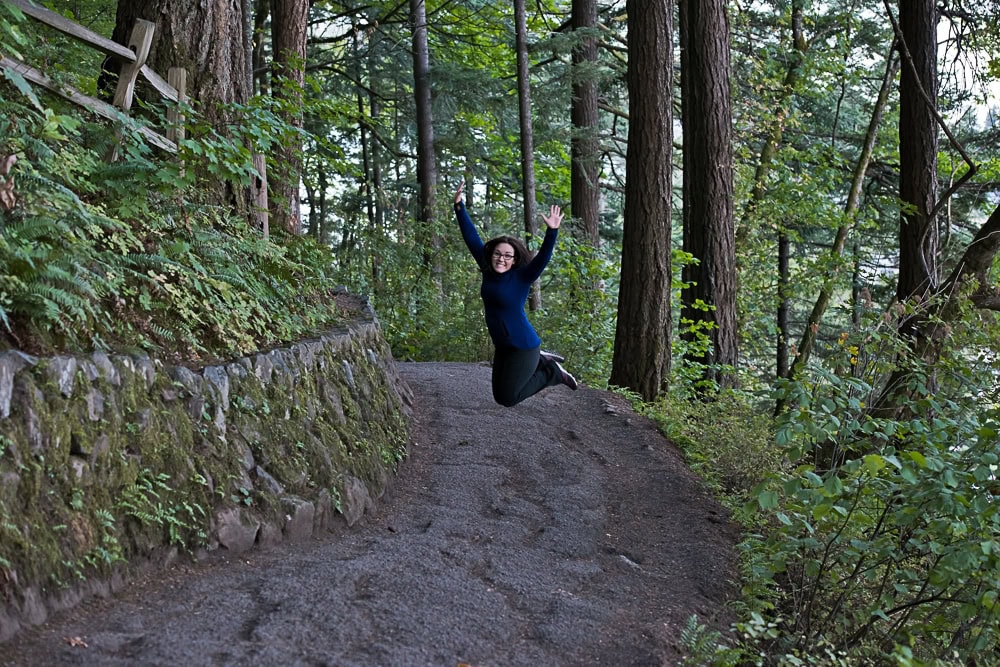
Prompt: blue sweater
<box><xmin>455</xmin><ymin>201</ymin><xmax>558</xmax><ymax>350</ymax></box>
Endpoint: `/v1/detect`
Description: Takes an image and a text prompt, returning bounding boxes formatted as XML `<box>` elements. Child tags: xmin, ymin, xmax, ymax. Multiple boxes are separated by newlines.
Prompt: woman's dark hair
<box><xmin>481</xmin><ymin>235</ymin><xmax>533</xmax><ymax>274</ymax></box>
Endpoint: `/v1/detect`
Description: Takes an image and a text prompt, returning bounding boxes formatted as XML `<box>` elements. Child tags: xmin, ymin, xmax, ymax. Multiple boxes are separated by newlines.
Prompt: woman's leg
<box><xmin>491</xmin><ymin>345</ymin><xmax>556</xmax><ymax>407</ymax></box>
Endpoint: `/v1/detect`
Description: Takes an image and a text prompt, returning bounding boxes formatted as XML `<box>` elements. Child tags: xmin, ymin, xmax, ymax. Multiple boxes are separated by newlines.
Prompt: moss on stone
<box><xmin>0</xmin><ymin>314</ymin><xmax>409</xmax><ymax>632</ymax></box>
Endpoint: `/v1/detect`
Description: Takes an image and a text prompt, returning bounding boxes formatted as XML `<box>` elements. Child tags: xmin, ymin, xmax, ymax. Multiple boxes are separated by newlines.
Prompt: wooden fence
<box><xmin>1</xmin><ymin>0</ymin><xmax>186</xmax><ymax>158</ymax></box>
<box><xmin>2</xmin><ymin>1</ymin><xmax>270</xmax><ymax>236</ymax></box>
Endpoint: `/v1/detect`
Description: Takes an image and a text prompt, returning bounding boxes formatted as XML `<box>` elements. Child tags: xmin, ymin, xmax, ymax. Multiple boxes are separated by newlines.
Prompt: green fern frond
<box><xmin>121</xmin><ymin>252</ymin><xmax>176</xmax><ymax>272</ymax></box>
<box><xmin>23</xmin><ymin>283</ymin><xmax>93</xmax><ymax>321</ymax></box>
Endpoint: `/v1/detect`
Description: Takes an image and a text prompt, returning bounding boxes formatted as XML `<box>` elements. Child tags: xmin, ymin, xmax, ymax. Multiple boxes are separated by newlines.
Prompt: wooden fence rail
<box><xmin>2</xmin><ymin>0</ymin><xmax>186</xmax><ymax>158</ymax></box>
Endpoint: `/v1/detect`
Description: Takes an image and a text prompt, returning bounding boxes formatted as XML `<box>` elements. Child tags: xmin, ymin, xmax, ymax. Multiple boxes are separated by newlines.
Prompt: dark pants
<box><xmin>491</xmin><ymin>345</ymin><xmax>560</xmax><ymax>407</ymax></box>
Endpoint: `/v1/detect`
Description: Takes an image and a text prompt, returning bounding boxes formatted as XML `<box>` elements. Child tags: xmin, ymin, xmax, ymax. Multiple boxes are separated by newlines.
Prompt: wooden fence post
<box><xmin>167</xmin><ymin>67</ymin><xmax>187</xmax><ymax>174</ymax></box>
<box><xmin>253</xmin><ymin>154</ymin><xmax>269</xmax><ymax>240</ymax></box>
<box><xmin>111</xmin><ymin>20</ymin><xmax>154</xmax><ymax>111</ymax></box>
<box><xmin>106</xmin><ymin>19</ymin><xmax>155</xmax><ymax>162</ymax></box>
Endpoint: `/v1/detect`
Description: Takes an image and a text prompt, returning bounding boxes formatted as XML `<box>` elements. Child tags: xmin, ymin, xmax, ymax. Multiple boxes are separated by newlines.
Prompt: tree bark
<box><xmin>368</xmin><ymin>9</ymin><xmax>385</xmax><ymax>290</ymax></box>
<box><xmin>269</xmin><ymin>0</ymin><xmax>308</xmax><ymax>235</ymax></box>
<box><xmin>870</xmin><ymin>1</ymin><xmax>943</xmax><ymax>419</ymax></box>
<box><xmin>896</xmin><ymin>0</ymin><xmax>939</xmax><ymax>301</ymax></box>
<box><xmin>112</xmin><ymin>0</ymin><xmax>254</xmax><ymax>213</ymax></box>
<box><xmin>571</xmin><ymin>0</ymin><xmax>601</xmax><ymax>246</ymax></box>
<box><xmin>777</xmin><ymin>231</ymin><xmax>790</xmax><ymax>380</ymax></box>
<box><xmin>515</xmin><ymin>0</ymin><xmax>541</xmax><ymax>310</ymax></box>
<box><xmin>679</xmin><ymin>0</ymin><xmax>737</xmax><ymax>388</ymax></box>
<box><xmin>609</xmin><ymin>0</ymin><xmax>672</xmax><ymax>402</ymax></box>
<box><xmin>112</xmin><ymin>0</ymin><xmax>253</xmax><ymax>126</ymax></box>
<box><xmin>410</xmin><ymin>0</ymin><xmax>437</xmax><ymax>228</ymax></box>
<box><xmin>252</xmin><ymin>0</ymin><xmax>269</xmax><ymax>94</ymax></box>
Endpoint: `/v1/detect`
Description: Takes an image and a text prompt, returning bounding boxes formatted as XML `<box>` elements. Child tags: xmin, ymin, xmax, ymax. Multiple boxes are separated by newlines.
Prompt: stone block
<box><xmin>215</xmin><ymin>508</ymin><xmax>260</xmax><ymax>554</ymax></box>
<box><xmin>281</xmin><ymin>496</ymin><xmax>315</xmax><ymax>541</ymax></box>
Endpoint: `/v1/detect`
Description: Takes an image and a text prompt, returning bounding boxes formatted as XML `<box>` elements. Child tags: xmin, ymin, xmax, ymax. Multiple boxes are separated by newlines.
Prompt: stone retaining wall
<box><xmin>0</xmin><ymin>303</ymin><xmax>412</xmax><ymax>641</ymax></box>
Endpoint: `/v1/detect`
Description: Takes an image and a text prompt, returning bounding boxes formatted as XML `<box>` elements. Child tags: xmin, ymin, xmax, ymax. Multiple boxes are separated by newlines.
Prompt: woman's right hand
<box><xmin>454</xmin><ymin>180</ymin><xmax>465</xmax><ymax>204</ymax></box>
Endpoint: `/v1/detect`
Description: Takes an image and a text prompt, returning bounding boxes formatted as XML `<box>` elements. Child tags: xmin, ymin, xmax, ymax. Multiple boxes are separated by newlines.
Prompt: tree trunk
<box><xmin>410</xmin><ymin>0</ymin><xmax>437</xmax><ymax>228</ymax></box>
<box><xmin>252</xmin><ymin>0</ymin><xmax>269</xmax><ymax>94</ymax></box>
<box><xmin>410</xmin><ymin>0</ymin><xmax>440</xmax><ymax>282</ymax></box>
<box><xmin>571</xmin><ymin>0</ymin><xmax>601</xmax><ymax>246</ymax></box>
<box><xmin>515</xmin><ymin>0</ymin><xmax>541</xmax><ymax>310</ymax></box>
<box><xmin>871</xmin><ymin>1</ymin><xmax>942</xmax><ymax>419</ymax></box>
<box><xmin>678</xmin><ymin>0</ymin><xmax>737</xmax><ymax>388</ymax></box>
<box><xmin>112</xmin><ymin>0</ymin><xmax>253</xmax><ymax>126</ymax></box>
<box><xmin>777</xmin><ymin>231</ymin><xmax>790</xmax><ymax>380</ymax></box>
<box><xmin>269</xmin><ymin>0</ymin><xmax>308</xmax><ymax>236</ymax></box>
<box><xmin>368</xmin><ymin>9</ymin><xmax>385</xmax><ymax>289</ymax></box>
<box><xmin>609</xmin><ymin>0</ymin><xmax>672</xmax><ymax>402</ymax></box>
<box><xmin>896</xmin><ymin>0</ymin><xmax>939</xmax><ymax>302</ymax></box>
<box><xmin>353</xmin><ymin>17</ymin><xmax>375</xmax><ymax>234</ymax></box>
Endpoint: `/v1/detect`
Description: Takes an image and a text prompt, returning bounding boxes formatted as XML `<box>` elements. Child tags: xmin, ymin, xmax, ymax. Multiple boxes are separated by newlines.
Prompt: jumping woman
<box><xmin>454</xmin><ymin>181</ymin><xmax>578</xmax><ymax>407</ymax></box>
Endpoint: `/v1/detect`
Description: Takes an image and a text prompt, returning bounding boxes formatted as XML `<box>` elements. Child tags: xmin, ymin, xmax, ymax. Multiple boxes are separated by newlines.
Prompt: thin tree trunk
<box><xmin>777</xmin><ymin>231</ymin><xmax>790</xmax><ymax>379</ymax></box>
<box><xmin>515</xmin><ymin>0</ymin><xmax>541</xmax><ymax>310</ymax></box>
<box><xmin>410</xmin><ymin>0</ymin><xmax>437</xmax><ymax>228</ymax></box>
<box><xmin>252</xmin><ymin>0</ymin><xmax>269</xmax><ymax>94</ymax></box>
<box><xmin>368</xmin><ymin>9</ymin><xmax>385</xmax><ymax>273</ymax></box>
<box><xmin>354</xmin><ymin>18</ymin><xmax>375</xmax><ymax>233</ymax></box>
<box><xmin>409</xmin><ymin>0</ymin><xmax>440</xmax><ymax>282</ymax></box>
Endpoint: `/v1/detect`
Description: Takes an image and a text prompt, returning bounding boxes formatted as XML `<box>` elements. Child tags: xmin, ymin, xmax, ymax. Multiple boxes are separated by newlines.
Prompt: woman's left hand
<box><xmin>542</xmin><ymin>205</ymin><xmax>563</xmax><ymax>229</ymax></box>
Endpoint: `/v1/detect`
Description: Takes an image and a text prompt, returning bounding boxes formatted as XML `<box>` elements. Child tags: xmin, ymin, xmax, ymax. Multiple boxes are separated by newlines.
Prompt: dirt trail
<box><xmin>3</xmin><ymin>361</ymin><xmax>740</xmax><ymax>666</ymax></box>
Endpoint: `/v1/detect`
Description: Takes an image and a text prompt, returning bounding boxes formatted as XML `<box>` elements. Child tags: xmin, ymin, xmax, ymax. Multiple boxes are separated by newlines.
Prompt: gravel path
<box><xmin>3</xmin><ymin>361</ymin><xmax>739</xmax><ymax>666</ymax></box>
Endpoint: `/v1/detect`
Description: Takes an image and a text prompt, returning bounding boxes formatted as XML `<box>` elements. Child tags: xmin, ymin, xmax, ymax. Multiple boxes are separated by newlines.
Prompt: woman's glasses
<box><xmin>492</xmin><ymin>251</ymin><xmax>515</xmax><ymax>262</ymax></box>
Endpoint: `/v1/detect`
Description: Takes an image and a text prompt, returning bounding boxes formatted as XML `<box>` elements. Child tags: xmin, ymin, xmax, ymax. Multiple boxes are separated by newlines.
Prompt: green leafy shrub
<box><xmin>741</xmin><ymin>323</ymin><xmax>1000</xmax><ymax>664</ymax></box>
<box><xmin>643</xmin><ymin>389</ymin><xmax>779</xmax><ymax>503</ymax></box>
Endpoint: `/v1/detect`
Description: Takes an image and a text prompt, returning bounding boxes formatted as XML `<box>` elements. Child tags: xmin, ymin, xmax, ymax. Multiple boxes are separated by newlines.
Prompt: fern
<box><xmin>678</xmin><ymin>615</ymin><xmax>740</xmax><ymax>667</ymax></box>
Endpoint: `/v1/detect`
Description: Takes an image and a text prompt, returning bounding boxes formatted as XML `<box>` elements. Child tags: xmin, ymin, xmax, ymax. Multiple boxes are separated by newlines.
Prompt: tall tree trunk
<box><xmin>410</xmin><ymin>0</ymin><xmax>440</xmax><ymax>282</ymax></box>
<box><xmin>269</xmin><ymin>0</ymin><xmax>308</xmax><ymax>235</ymax></box>
<box><xmin>896</xmin><ymin>0</ymin><xmax>939</xmax><ymax>302</ymax></box>
<box><xmin>353</xmin><ymin>17</ymin><xmax>375</xmax><ymax>233</ymax></box>
<box><xmin>609</xmin><ymin>0</ymin><xmax>672</xmax><ymax>402</ymax></box>
<box><xmin>679</xmin><ymin>0</ymin><xmax>737</xmax><ymax>388</ymax></box>
<box><xmin>252</xmin><ymin>0</ymin><xmax>269</xmax><ymax>94</ymax></box>
<box><xmin>777</xmin><ymin>231</ymin><xmax>790</xmax><ymax>380</ymax></box>
<box><xmin>571</xmin><ymin>0</ymin><xmax>600</xmax><ymax>245</ymax></box>
<box><xmin>368</xmin><ymin>10</ymin><xmax>385</xmax><ymax>291</ymax></box>
<box><xmin>515</xmin><ymin>0</ymin><xmax>541</xmax><ymax>310</ymax></box>
<box><xmin>410</xmin><ymin>0</ymin><xmax>437</xmax><ymax>228</ymax></box>
<box><xmin>871</xmin><ymin>0</ymin><xmax>942</xmax><ymax>420</ymax></box>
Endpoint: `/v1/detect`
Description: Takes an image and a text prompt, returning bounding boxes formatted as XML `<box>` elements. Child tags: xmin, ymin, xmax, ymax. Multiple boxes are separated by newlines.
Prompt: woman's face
<box><xmin>491</xmin><ymin>242</ymin><xmax>516</xmax><ymax>274</ymax></box>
